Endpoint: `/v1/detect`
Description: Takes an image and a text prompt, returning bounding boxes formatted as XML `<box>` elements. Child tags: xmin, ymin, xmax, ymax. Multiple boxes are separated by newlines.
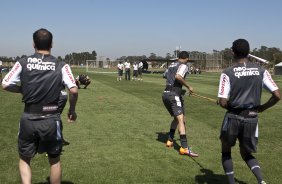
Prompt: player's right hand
<box><xmin>68</xmin><ymin>111</ymin><xmax>77</xmax><ymax>123</ymax></box>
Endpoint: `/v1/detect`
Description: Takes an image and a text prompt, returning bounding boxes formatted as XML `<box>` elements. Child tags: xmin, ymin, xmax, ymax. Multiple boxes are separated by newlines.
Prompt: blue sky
<box><xmin>1</xmin><ymin>0</ymin><xmax>282</xmax><ymax>59</ymax></box>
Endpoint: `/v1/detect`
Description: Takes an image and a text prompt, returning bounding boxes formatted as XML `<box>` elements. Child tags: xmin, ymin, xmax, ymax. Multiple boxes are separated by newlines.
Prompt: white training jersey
<box><xmin>133</xmin><ymin>64</ymin><xmax>138</xmax><ymax>70</ymax></box>
<box><xmin>117</xmin><ymin>63</ymin><xmax>124</xmax><ymax>70</ymax></box>
<box><xmin>124</xmin><ymin>62</ymin><xmax>130</xmax><ymax>69</ymax></box>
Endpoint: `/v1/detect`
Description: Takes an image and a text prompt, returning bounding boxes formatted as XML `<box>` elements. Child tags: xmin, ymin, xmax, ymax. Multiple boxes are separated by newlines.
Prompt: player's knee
<box><xmin>48</xmin><ymin>154</ymin><xmax>60</xmax><ymax>164</ymax></box>
<box><xmin>221</xmin><ymin>152</ymin><xmax>231</xmax><ymax>160</ymax></box>
<box><xmin>242</xmin><ymin>154</ymin><xmax>255</xmax><ymax>161</ymax></box>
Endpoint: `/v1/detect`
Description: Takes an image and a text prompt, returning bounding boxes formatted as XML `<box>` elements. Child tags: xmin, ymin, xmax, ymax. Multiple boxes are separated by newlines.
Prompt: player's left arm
<box><xmin>2</xmin><ymin>62</ymin><xmax>22</xmax><ymax>93</ymax></box>
<box><xmin>62</xmin><ymin>64</ymin><xmax>79</xmax><ymax>122</ymax></box>
<box><xmin>257</xmin><ymin>70</ymin><xmax>281</xmax><ymax>112</ymax></box>
<box><xmin>175</xmin><ymin>64</ymin><xmax>193</xmax><ymax>93</ymax></box>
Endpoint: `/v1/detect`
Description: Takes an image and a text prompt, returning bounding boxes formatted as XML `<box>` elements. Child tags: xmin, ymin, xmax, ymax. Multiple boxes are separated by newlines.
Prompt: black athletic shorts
<box><xmin>138</xmin><ymin>68</ymin><xmax>142</xmax><ymax>75</ymax></box>
<box><xmin>162</xmin><ymin>91</ymin><xmax>185</xmax><ymax>116</ymax></box>
<box><xmin>220</xmin><ymin>112</ymin><xmax>258</xmax><ymax>153</ymax></box>
<box><xmin>18</xmin><ymin>112</ymin><xmax>63</xmax><ymax>158</ymax></box>
<box><xmin>133</xmin><ymin>70</ymin><xmax>138</xmax><ymax>77</ymax></box>
<box><xmin>118</xmin><ymin>69</ymin><xmax>123</xmax><ymax>76</ymax></box>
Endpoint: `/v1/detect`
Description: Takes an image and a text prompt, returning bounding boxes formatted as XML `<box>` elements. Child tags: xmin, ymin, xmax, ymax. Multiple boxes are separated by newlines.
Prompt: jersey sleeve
<box><xmin>61</xmin><ymin>64</ymin><xmax>77</xmax><ymax>89</ymax></box>
<box><xmin>2</xmin><ymin>61</ymin><xmax>22</xmax><ymax>85</ymax></box>
<box><xmin>218</xmin><ymin>73</ymin><xmax>230</xmax><ymax>98</ymax></box>
<box><xmin>262</xmin><ymin>70</ymin><xmax>279</xmax><ymax>92</ymax></box>
<box><xmin>176</xmin><ymin>64</ymin><xmax>188</xmax><ymax>77</ymax></box>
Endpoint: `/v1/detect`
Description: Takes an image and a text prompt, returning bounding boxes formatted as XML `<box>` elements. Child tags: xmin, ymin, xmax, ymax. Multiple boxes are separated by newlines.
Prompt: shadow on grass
<box><xmin>156</xmin><ymin>132</ymin><xmax>247</xmax><ymax>184</ymax></box>
<box><xmin>34</xmin><ymin>177</ymin><xmax>74</xmax><ymax>184</ymax></box>
<box><xmin>195</xmin><ymin>168</ymin><xmax>247</xmax><ymax>184</ymax></box>
<box><xmin>191</xmin><ymin>155</ymin><xmax>247</xmax><ymax>184</ymax></box>
<box><xmin>156</xmin><ymin>132</ymin><xmax>181</xmax><ymax>151</ymax></box>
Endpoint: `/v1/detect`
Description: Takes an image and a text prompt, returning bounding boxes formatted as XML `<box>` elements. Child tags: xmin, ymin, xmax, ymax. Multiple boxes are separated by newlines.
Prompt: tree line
<box><xmin>1</xmin><ymin>46</ymin><xmax>282</xmax><ymax>68</ymax></box>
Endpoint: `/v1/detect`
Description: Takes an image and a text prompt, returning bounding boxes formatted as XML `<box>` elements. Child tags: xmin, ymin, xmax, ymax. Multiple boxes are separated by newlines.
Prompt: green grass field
<box><xmin>1</xmin><ymin>69</ymin><xmax>282</xmax><ymax>184</ymax></box>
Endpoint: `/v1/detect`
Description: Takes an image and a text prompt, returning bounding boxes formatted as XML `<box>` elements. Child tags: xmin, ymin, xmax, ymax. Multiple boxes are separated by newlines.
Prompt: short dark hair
<box><xmin>33</xmin><ymin>28</ymin><xmax>53</xmax><ymax>50</ymax></box>
<box><xmin>178</xmin><ymin>51</ymin><xmax>189</xmax><ymax>59</ymax></box>
<box><xmin>232</xmin><ymin>39</ymin><xmax>250</xmax><ymax>58</ymax></box>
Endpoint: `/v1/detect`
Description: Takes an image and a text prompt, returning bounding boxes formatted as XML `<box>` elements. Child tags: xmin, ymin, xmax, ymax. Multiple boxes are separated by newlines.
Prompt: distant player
<box><xmin>124</xmin><ymin>61</ymin><xmax>131</xmax><ymax>80</ymax></box>
<box><xmin>132</xmin><ymin>62</ymin><xmax>138</xmax><ymax>81</ymax></box>
<box><xmin>218</xmin><ymin>39</ymin><xmax>280</xmax><ymax>184</ymax></box>
<box><xmin>76</xmin><ymin>74</ymin><xmax>91</xmax><ymax>89</ymax></box>
<box><xmin>117</xmin><ymin>61</ymin><xmax>124</xmax><ymax>81</ymax></box>
<box><xmin>138</xmin><ymin>61</ymin><xmax>143</xmax><ymax>81</ymax></box>
<box><xmin>0</xmin><ymin>62</ymin><xmax>2</xmax><ymax>83</ymax></box>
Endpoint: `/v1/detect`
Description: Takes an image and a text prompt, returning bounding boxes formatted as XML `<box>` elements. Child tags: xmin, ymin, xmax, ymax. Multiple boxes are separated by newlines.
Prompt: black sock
<box><xmin>222</xmin><ymin>152</ymin><xmax>235</xmax><ymax>184</ymax></box>
<box><xmin>168</xmin><ymin>129</ymin><xmax>176</xmax><ymax>141</ymax></box>
<box><xmin>180</xmin><ymin>134</ymin><xmax>188</xmax><ymax>148</ymax></box>
<box><xmin>244</xmin><ymin>155</ymin><xmax>263</xmax><ymax>183</ymax></box>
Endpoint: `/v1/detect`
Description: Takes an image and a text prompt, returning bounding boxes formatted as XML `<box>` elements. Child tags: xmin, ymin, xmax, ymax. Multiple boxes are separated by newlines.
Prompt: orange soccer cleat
<box><xmin>166</xmin><ymin>139</ymin><xmax>174</xmax><ymax>147</ymax></box>
<box><xmin>179</xmin><ymin>147</ymin><xmax>199</xmax><ymax>157</ymax></box>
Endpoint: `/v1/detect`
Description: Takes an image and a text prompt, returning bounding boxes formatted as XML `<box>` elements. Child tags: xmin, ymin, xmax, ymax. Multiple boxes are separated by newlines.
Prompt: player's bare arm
<box><xmin>2</xmin><ymin>84</ymin><xmax>22</xmax><ymax>93</ymax></box>
<box><xmin>218</xmin><ymin>98</ymin><xmax>228</xmax><ymax>109</ymax></box>
<box><xmin>175</xmin><ymin>74</ymin><xmax>193</xmax><ymax>94</ymax></box>
<box><xmin>257</xmin><ymin>89</ymin><xmax>280</xmax><ymax>112</ymax></box>
<box><xmin>68</xmin><ymin>87</ymin><xmax>78</xmax><ymax>122</ymax></box>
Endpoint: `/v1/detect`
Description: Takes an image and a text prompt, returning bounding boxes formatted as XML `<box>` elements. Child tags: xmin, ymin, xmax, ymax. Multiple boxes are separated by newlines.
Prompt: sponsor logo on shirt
<box><xmin>27</xmin><ymin>58</ymin><xmax>55</xmax><ymax>71</ymax></box>
<box><xmin>4</xmin><ymin>62</ymin><xmax>20</xmax><ymax>82</ymax></box>
<box><xmin>219</xmin><ymin>74</ymin><xmax>227</xmax><ymax>95</ymax></box>
<box><xmin>64</xmin><ymin>65</ymin><xmax>76</xmax><ymax>84</ymax></box>
<box><xmin>265</xmin><ymin>71</ymin><xmax>277</xmax><ymax>88</ymax></box>
<box><xmin>233</xmin><ymin>66</ymin><xmax>259</xmax><ymax>78</ymax></box>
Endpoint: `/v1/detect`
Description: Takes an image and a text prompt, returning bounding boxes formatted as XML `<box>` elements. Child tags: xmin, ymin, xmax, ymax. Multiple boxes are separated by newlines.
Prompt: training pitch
<box><xmin>0</xmin><ymin>68</ymin><xmax>282</xmax><ymax>183</ymax></box>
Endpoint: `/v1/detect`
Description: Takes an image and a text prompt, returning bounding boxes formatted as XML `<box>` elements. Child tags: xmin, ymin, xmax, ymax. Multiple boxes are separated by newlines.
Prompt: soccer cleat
<box><xmin>260</xmin><ymin>181</ymin><xmax>267</xmax><ymax>184</ymax></box>
<box><xmin>179</xmin><ymin>147</ymin><xmax>199</xmax><ymax>157</ymax></box>
<box><xmin>166</xmin><ymin>140</ymin><xmax>174</xmax><ymax>147</ymax></box>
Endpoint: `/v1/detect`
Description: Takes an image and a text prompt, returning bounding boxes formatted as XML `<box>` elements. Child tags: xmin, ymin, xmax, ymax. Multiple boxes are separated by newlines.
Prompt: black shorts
<box><xmin>18</xmin><ymin>112</ymin><xmax>63</xmax><ymax>158</ymax></box>
<box><xmin>138</xmin><ymin>68</ymin><xmax>142</xmax><ymax>75</ymax></box>
<box><xmin>133</xmin><ymin>70</ymin><xmax>138</xmax><ymax>77</ymax></box>
<box><xmin>162</xmin><ymin>91</ymin><xmax>185</xmax><ymax>117</ymax></box>
<box><xmin>220</xmin><ymin>112</ymin><xmax>258</xmax><ymax>153</ymax></box>
<box><xmin>118</xmin><ymin>69</ymin><xmax>123</xmax><ymax>76</ymax></box>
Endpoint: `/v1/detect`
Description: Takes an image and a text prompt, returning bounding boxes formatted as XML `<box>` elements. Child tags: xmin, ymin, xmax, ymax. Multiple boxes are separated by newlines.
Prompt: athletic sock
<box><xmin>168</xmin><ymin>129</ymin><xmax>176</xmax><ymax>141</ymax></box>
<box><xmin>244</xmin><ymin>155</ymin><xmax>263</xmax><ymax>183</ymax></box>
<box><xmin>180</xmin><ymin>134</ymin><xmax>188</xmax><ymax>148</ymax></box>
<box><xmin>222</xmin><ymin>152</ymin><xmax>235</xmax><ymax>184</ymax></box>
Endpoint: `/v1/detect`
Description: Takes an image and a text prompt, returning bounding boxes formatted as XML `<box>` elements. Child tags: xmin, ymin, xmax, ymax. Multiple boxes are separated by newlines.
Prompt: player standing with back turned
<box><xmin>162</xmin><ymin>51</ymin><xmax>198</xmax><ymax>157</ymax></box>
<box><xmin>218</xmin><ymin>39</ymin><xmax>280</xmax><ymax>184</ymax></box>
<box><xmin>2</xmin><ymin>28</ymin><xmax>78</xmax><ymax>184</ymax></box>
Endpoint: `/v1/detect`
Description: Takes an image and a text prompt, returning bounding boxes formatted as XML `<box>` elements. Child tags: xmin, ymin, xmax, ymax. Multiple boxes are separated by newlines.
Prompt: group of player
<box><xmin>163</xmin><ymin>40</ymin><xmax>280</xmax><ymax>184</ymax></box>
<box><xmin>117</xmin><ymin>60</ymin><xmax>143</xmax><ymax>81</ymax></box>
<box><xmin>1</xmin><ymin>27</ymin><xmax>281</xmax><ymax>184</ymax></box>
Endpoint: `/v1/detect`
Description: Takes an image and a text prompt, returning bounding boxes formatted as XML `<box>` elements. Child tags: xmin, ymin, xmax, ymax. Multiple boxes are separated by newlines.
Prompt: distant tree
<box><xmin>58</xmin><ymin>56</ymin><xmax>63</xmax><ymax>61</ymax></box>
<box><xmin>165</xmin><ymin>53</ymin><xmax>173</xmax><ymax>60</ymax></box>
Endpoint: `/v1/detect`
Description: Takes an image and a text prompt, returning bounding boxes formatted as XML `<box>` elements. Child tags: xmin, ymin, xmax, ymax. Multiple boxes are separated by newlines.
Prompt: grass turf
<box><xmin>0</xmin><ymin>70</ymin><xmax>282</xmax><ymax>183</ymax></box>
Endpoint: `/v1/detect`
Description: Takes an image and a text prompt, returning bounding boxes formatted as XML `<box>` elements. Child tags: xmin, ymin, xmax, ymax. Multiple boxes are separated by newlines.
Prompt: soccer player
<box><xmin>75</xmin><ymin>74</ymin><xmax>91</xmax><ymax>89</ymax></box>
<box><xmin>138</xmin><ymin>61</ymin><xmax>143</xmax><ymax>81</ymax></box>
<box><xmin>162</xmin><ymin>51</ymin><xmax>198</xmax><ymax>157</ymax></box>
<box><xmin>124</xmin><ymin>60</ymin><xmax>131</xmax><ymax>80</ymax></box>
<box><xmin>132</xmin><ymin>62</ymin><xmax>138</xmax><ymax>81</ymax></box>
<box><xmin>117</xmin><ymin>61</ymin><xmax>124</xmax><ymax>81</ymax></box>
<box><xmin>2</xmin><ymin>28</ymin><xmax>78</xmax><ymax>184</ymax></box>
<box><xmin>218</xmin><ymin>39</ymin><xmax>280</xmax><ymax>184</ymax></box>
<box><xmin>0</xmin><ymin>62</ymin><xmax>2</xmax><ymax>83</ymax></box>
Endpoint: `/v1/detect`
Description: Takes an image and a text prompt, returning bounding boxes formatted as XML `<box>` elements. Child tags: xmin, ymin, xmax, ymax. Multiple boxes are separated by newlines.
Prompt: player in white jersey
<box><xmin>117</xmin><ymin>61</ymin><xmax>124</xmax><ymax>81</ymax></box>
<box><xmin>138</xmin><ymin>61</ymin><xmax>143</xmax><ymax>81</ymax></box>
<box><xmin>124</xmin><ymin>61</ymin><xmax>131</xmax><ymax>80</ymax></box>
<box><xmin>132</xmin><ymin>62</ymin><xmax>138</xmax><ymax>81</ymax></box>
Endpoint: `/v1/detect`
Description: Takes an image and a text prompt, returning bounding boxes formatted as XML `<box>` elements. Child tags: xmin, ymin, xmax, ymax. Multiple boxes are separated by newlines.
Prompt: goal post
<box><xmin>86</xmin><ymin>59</ymin><xmax>120</xmax><ymax>73</ymax></box>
